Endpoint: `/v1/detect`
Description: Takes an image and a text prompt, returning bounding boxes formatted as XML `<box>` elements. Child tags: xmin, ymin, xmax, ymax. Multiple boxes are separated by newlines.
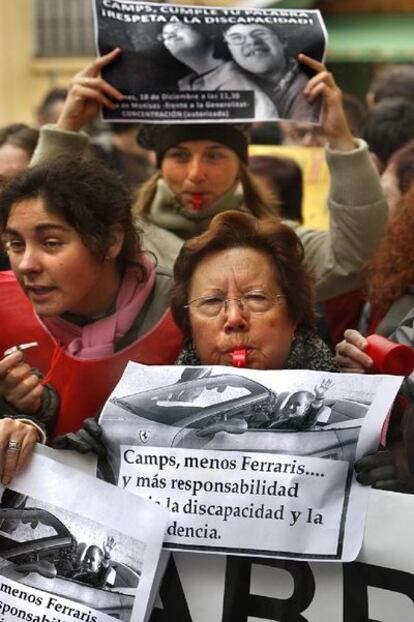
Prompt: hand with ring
<box><xmin>0</xmin><ymin>417</ymin><xmax>41</xmax><ymax>486</ymax></box>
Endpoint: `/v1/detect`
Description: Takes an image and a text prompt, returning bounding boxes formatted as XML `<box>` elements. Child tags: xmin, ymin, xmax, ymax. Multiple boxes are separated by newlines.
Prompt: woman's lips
<box><xmin>26</xmin><ymin>285</ymin><xmax>55</xmax><ymax>300</ymax></box>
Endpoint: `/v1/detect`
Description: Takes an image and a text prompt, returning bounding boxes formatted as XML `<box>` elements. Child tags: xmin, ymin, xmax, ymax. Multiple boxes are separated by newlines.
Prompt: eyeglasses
<box><xmin>224</xmin><ymin>30</ymin><xmax>274</xmax><ymax>46</ymax></box>
<box><xmin>184</xmin><ymin>291</ymin><xmax>285</xmax><ymax>318</ymax></box>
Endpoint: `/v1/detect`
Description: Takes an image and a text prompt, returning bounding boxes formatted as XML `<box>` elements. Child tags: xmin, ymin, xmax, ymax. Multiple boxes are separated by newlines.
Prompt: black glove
<box><xmin>52</xmin><ymin>418</ymin><xmax>107</xmax><ymax>457</ymax></box>
<box><xmin>354</xmin><ymin>449</ymin><xmax>411</xmax><ymax>493</ymax></box>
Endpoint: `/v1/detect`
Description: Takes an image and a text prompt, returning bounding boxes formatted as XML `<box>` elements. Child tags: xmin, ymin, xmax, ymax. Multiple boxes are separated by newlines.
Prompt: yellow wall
<box><xmin>249</xmin><ymin>145</ymin><xmax>330</xmax><ymax>230</ymax></box>
<box><xmin>0</xmin><ymin>0</ymin><xmax>91</xmax><ymax>126</ymax></box>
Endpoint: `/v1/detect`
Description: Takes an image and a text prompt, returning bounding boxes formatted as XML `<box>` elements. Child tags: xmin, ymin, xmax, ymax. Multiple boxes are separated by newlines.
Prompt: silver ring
<box><xmin>7</xmin><ymin>440</ymin><xmax>22</xmax><ymax>452</ymax></box>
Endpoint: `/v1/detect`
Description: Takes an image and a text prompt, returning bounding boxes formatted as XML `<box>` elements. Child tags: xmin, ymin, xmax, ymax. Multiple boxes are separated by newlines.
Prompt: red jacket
<box><xmin>0</xmin><ymin>272</ymin><xmax>182</xmax><ymax>436</ymax></box>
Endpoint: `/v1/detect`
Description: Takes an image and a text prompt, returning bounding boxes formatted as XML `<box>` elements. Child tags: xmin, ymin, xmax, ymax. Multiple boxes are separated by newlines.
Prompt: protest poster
<box><xmin>92</xmin><ymin>0</ymin><xmax>327</xmax><ymax>123</ymax></box>
<box><xmin>98</xmin><ymin>362</ymin><xmax>402</xmax><ymax>561</ymax></box>
<box><xmin>150</xmin><ymin>489</ymin><xmax>414</xmax><ymax>622</ymax></box>
<box><xmin>0</xmin><ymin>445</ymin><xmax>168</xmax><ymax>622</ymax></box>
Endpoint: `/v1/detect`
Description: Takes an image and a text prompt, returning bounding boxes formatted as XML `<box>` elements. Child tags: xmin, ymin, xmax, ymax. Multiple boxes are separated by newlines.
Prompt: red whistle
<box><xmin>232</xmin><ymin>348</ymin><xmax>247</xmax><ymax>368</ymax></box>
<box><xmin>191</xmin><ymin>193</ymin><xmax>204</xmax><ymax>210</ymax></box>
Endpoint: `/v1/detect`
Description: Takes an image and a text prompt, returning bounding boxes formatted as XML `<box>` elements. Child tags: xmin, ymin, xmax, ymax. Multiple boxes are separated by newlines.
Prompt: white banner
<box><xmin>99</xmin><ymin>363</ymin><xmax>402</xmax><ymax>561</ymax></box>
<box><xmin>0</xmin><ymin>445</ymin><xmax>168</xmax><ymax>622</ymax></box>
<box><xmin>150</xmin><ymin>489</ymin><xmax>414</xmax><ymax>621</ymax></box>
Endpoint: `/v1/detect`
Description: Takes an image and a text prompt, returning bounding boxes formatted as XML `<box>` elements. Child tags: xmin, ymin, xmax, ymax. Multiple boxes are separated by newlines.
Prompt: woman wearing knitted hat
<box><xmin>32</xmin><ymin>48</ymin><xmax>387</xmax><ymax>303</ymax></box>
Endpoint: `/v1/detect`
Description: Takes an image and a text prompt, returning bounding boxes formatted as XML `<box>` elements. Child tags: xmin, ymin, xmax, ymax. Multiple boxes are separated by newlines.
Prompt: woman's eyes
<box><xmin>205</xmin><ymin>152</ymin><xmax>226</xmax><ymax>161</ymax></box>
<box><xmin>201</xmin><ymin>296</ymin><xmax>223</xmax><ymax>306</ymax></box>
<box><xmin>4</xmin><ymin>239</ymin><xmax>24</xmax><ymax>252</ymax></box>
<box><xmin>168</xmin><ymin>150</ymin><xmax>190</xmax><ymax>161</ymax></box>
<box><xmin>166</xmin><ymin>151</ymin><xmax>227</xmax><ymax>162</ymax></box>
<box><xmin>3</xmin><ymin>238</ymin><xmax>63</xmax><ymax>252</ymax></box>
<box><xmin>43</xmin><ymin>239</ymin><xmax>63</xmax><ymax>249</ymax></box>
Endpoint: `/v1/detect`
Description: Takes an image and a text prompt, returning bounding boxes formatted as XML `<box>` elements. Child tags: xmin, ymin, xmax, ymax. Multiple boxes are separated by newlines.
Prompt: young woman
<box><xmin>0</xmin><ymin>157</ymin><xmax>182</xmax><ymax>482</ymax></box>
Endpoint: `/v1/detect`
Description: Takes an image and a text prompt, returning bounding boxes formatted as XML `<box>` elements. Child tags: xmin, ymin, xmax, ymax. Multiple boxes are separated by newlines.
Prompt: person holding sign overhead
<box><xmin>32</xmin><ymin>48</ymin><xmax>387</xmax><ymax>305</ymax></box>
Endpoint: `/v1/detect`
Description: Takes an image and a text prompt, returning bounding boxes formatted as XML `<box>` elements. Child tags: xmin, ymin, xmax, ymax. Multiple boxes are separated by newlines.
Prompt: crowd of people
<box><xmin>1</xmin><ymin>43</ymin><xmax>414</xmax><ymax>554</ymax></box>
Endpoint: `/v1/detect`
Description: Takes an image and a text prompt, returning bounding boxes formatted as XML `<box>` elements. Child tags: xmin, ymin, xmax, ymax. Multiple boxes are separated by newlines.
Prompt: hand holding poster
<box><xmin>98</xmin><ymin>363</ymin><xmax>402</xmax><ymax>561</ymax></box>
<box><xmin>92</xmin><ymin>1</ymin><xmax>327</xmax><ymax>122</ymax></box>
<box><xmin>0</xmin><ymin>445</ymin><xmax>168</xmax><ymax>622</ymax></box>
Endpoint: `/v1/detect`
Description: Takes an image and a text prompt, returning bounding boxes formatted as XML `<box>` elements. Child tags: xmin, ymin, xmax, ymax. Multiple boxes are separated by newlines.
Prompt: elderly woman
<box><xmin>0</xmin><ymin>156</ymin><xmax>182</xmax><ymax>482</ymax></box>
<box><xmin>61</xmin><ymin>211</ymin><xmax>404</xmax><ymax>490</ymax></box>
<box><xmin>31</xmin><ymin>48</ymin><xmax>387</xmax><ymax>305</ymax></box>
<box><xmin>171</xmin><ymin>210</ymin><xmax>335</xmax><ymax>373</ymax></box>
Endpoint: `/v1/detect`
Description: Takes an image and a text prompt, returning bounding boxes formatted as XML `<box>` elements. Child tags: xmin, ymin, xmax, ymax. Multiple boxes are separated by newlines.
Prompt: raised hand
<box><xmin>57</xmin><ymin>48</ymin><xmax>124</xmax><ymax>132</ymax></box>
<box><xmin>299</xmin><ymin>54</ymin><xmax>355</xmax><ymax>151</ymax></box>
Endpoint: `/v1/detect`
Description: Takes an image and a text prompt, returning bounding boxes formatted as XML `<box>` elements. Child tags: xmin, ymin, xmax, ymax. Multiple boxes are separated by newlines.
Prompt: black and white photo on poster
<box><xmin>92</xmin><ymin>0</ymin><xmax>327</xmax><ymax>123</ymax></box>
<box><xmin>98</xmin><ymin>362</ymin><xmax>402</xmax><ymax>561</ymax></box>
<box><xmin>0</xmin><ymin>445</ymin><xmax>168</xmax><ymax>622</ymax></box>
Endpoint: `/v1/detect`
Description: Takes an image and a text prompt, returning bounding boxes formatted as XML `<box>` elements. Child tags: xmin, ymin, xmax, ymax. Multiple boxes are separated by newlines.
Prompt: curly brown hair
<box><xmin>365</xmin><ymin>186</ymin><xmax>414</xmax><ymax>316</ymax></box>
<box><xmin>0</xmin><ymin>156</ymin><xmax>142</xmax><ymax>276</ymax></box>
<box><xmin>170</xmin><ymin>210</ymin><xmax>315</xmax><ymax>341</ymax></box>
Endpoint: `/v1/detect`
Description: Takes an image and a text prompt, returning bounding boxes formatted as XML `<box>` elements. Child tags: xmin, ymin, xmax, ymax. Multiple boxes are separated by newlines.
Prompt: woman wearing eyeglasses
<box><xmin>171</xmin><ymin>210</ymin><xmax>336</xmax><ymax>373</ymax></box>
<box><xmin>158</xmin><ymin>21</ymin><xmax>278</xmax><ymax>120</ymax></box>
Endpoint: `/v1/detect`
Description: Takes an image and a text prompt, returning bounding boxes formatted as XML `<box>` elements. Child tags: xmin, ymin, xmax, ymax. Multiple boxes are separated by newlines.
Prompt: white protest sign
<box><xmin>92</xmin><ymin>0</ymin><xmax>327</xmax><ymax>122</ymax></box>
<box><xmin>99</xmin><ymin>363</ymin><xmax>402</xmax><ymax>561</ymax></box>
<box><xmin>150</xmin><ymin>489</ymin><xmax>414</xmax><ymax>622</ymax></box>
<box><xmin>0</xmin><ymin>445</ymin><xmax>168</xmax><ymax>622</ymax></box>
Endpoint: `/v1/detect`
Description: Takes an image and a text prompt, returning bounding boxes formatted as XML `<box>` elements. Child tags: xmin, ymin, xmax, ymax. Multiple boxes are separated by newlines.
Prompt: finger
<box><xmin>303</xmin><ymin>70</ymin><xmax>335</xmax><ymax>96</ymax></box>
<box><xmin>0</xmin><ymin>351</ymin><xmax>24</xmax><ymax>379</ymax></box>
<box><xmin>335</xmin><ymin>343</ymin><xmax>373</xmax><ymax>370</ymax></box>
<box><xmin>304</xmin><ymin>81</ymin><xmax>336</xmax><ymax>104</ymax></box>
<box><xmin>355</xmin><ymin>450</ymin><xmax>394</xmax><ymax>471</ymax></box>
<box><xmin>335</xmin><ymin>353</ymin><xmax>369</xmax><ymax>372</ymax></box>
<box><xmin>77</xmin><ymin>429</ymin><xmax>106</xmax><ymax>457</ymax></box>
<box><xmin>371</xmin><ymin>479</ymin><xmax>408</xmax><ymax>492</ymax></box>
<box><xmin>52</xmin><ymin>434</ymin><xmax>70</xmax><ymax>450</ymax></box>
<box><xmin>94</xmin><ymin>47</ymin><xmax>122</xmax><ymax>70</ymax></box>
<box><xmin>15</xmin><ymin>428</ymin><xmax>39</xmax><ymax>474</ymax></box>
<box><xmin>71</xmin><ymin>85</ymin><xmax>119</xmax><ymax>110</ymax></box>
<box><xmin>75</xmin><ymin>76</ymin><xmax>124</xmax><ymax>101</ymax></box>
<box><xmin>59</xmin><ymin>432</ymin><xmax>91</xmax><ymax>453</ymax></box>
<box><xmin>356</xmin><ymin>465</ymin><xmax>396</xmax><ymax>486</ymax></box>
<box><xmin>298</xmin><ymin>53</ymin><xmax>325</xmax><ymax>73</ymax></box>
<box><xmin>1</xmin><ymin>360</ymin><xmax>33</xmax><ymax>388</ymax></box>
<box><xmin>344</xmin><ymin>329</ymin><xmax>368</xmax><ymax>350</ymax></box>
<box><xmin>83</xmin><ymin>418</ymin><xmax>103</xmax><ymax>438</ymax></box>
<box><xmin>5</xmin><ymin>375</ymin><xmax>44</xmax><ymax>407</ymax></box>
<box><xmin>1</xmin><ymin>439</ymin><xmax>23</xmax><ymax>486</ymax></box>
<box><xmin>79</xmin><ymin>48</ymin><xmax>122</xmax><ymax>78</ymax></box>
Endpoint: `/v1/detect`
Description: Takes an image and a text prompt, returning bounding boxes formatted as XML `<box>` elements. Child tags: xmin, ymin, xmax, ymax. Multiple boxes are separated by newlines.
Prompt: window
<box><xmin>33</xmin><ymin>0</ymin><xmax>95</xmax><ymax>57</ymax></box>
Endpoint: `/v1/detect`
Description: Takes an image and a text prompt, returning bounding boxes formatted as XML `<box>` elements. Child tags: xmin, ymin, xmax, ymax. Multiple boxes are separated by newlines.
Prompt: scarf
<box><xmin>176</xmin><ymin>328</ymin><xmax>338</xmax><ymax>372</ymax></box>
<box><xmin>42</xmin><ymin>254</ymin><xmax>156</xmax><ymax>359</ymax></box>
<box><xmin>147</xmin><ymin>178</ymin><xmax>246</xmax><ymax>240</ymax></box>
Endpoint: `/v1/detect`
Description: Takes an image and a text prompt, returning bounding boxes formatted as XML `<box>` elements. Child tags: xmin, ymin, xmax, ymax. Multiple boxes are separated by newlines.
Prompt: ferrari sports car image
<box><xmin>0</xmin><ymin>502</ymin><xmax>139</xmax><ymax>622</ymax></box>
<box><xmin>100</xmin><ymin>373</ymin><xmax>367</xmax><ymax>482</ymax></box>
